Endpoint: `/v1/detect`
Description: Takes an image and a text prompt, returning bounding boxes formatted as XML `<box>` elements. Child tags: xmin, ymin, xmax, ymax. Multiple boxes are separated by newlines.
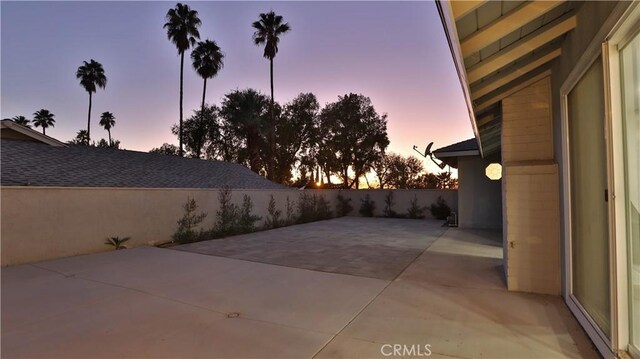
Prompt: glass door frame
<box><xmin>560</xmin><ymin>44</ymin><xmax>616</xmax><ymax>359</ymax></box>
<box><xmin>560</xmin><ymin>3</ymin><xmax>639</xmax><ymax>358</ymax></box>
<box><xmin>604</xmin><ymin>4</ymin><xmax>640</xmax><ymax>358</ymax></box>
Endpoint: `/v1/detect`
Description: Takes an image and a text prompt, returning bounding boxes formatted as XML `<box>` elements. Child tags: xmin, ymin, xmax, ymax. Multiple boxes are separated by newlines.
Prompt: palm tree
<box><xmin>32</xmin><ymin>109</ymin><xmax>55</xmax><ymax>135</ymax></box>
<box><xmin>252</xmin><ymin>11</ymin><xmax>291</xmax><ymax>179</ymax></box>
<box><xmin>99</xmin><ymin>111</ymin><xmax>116</xmax><ymax>145</ymax></box>
<box><xmin>76</xmin><ymin>59</ymin><xmax>107</xmax><ymax>143</ymax></box>
<box><xmin>164</xmin><ymin>3</ymin><xmax>201</xmax><ymax>157</ymax></box>
<box><xmin>191</xmin><ymin>40</ymin><xmax>224</xmax><ymax>130</ymax></box>
<box><xmin>11</xmin><ymin>116</ymin><xmax>31</xmax><ymax>128</ymax></box>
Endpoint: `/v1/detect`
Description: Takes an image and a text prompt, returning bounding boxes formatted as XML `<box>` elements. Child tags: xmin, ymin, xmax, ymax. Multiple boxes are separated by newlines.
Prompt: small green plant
<box><xmin>211</xmin><ymin>189</ymin><xmax>262</xmax><ymax>237</ymax></box>
<box><xmin>213</xmin><ymin>187</ymin><xmax>238</xmax><ymax>237</ymax></box>
<box><xmin>336</xmin><ymin>193</ymin><xmax>353</xmax><ymax>217</ymax></box>
<box><xmin>297</xmin><ymin>192</ymin><xmax>316</xmax><ymax>224</ymax></box>
<box><xmin>359</xmin><ymin>194</ymin><xmax>376</xmax><ymax>217</ymax></box>
<box><xmin>173</xmin><ymin>197</ymin><xmax>208</xmax><ymax>243</ymax></box>
<box><xmin>316</xmin><ymin>194</ymin><xmax>333</xmax><ymax>220</ymax></box>
<box><xmin>264</xmin><ymin>195</ymin><xmax>283</xmax><ymax>229</ymax></box>
<box><xmin>407</xmin><ymin>195</ymin><xmax>426</xmax><ymax>219</ymax></box>
<box><xmin>237</xmin><ymin>194</ymin><xmax>262</xmax><ymax>233</ymax></box>
<box><xmin>383</xmin><ymin>191</ymin><xmax>397</xmax><ymax>218</ymax></box>
<box><xmin>297</xmin><ymin>192</ymin><xmax>333</xmax><ymax>224</ymax></box>
<box><xmin>430</xmin><ymin>196</ymin><xmax>452</xmax><ymax>220</ymax></box>
<box><xmin>285</xmin><ymin>196</ymin><xmax>296</xmax><ymax>225</ymax></box>
<box><xmin>104</xmin><ymin>236</ymin><xmax>130</xmax><ymax>250</ymax></box>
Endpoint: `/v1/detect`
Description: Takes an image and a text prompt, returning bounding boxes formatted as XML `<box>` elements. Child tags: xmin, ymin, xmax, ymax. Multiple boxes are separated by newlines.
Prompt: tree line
<box><xmin>3</xmin><ymin>2</ymin><xmax>456</xmax><ymax>189</ymax></box>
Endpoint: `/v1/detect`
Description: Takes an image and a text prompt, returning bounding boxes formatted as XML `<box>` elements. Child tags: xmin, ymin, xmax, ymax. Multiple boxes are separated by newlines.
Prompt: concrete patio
<box><xmin>2</xmin><ymin>218</ymin><xmax>597</xmax><ymax>358</ymax></box>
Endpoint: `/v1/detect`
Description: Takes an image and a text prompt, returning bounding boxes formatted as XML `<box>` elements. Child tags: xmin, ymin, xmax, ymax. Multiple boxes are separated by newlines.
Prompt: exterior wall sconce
<box><xmin>485</xmin><ymin>163</ymin><xmax>502</xmax><ymax>180</ymax></box>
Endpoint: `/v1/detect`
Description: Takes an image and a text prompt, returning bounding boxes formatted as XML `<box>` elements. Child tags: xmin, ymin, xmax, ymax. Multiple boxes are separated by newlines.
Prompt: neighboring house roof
<box><xmin>1</xmin><ymin>139</ymin><xmax>287</xmax><ymax>189</ymax></box>
<box><xmin>433</xmin><ymin>138</ymin><xmax>479</xmax><ymax>158</ymax></box>
<box><xmin>0</xmin><ymin>119</ymin><xmax>67</xmax><ymax>147</ymax></box>
<box><xmin>432</xmin><ymin>138</ymin><xmax>480</xmax><ymax>169</ymax></box>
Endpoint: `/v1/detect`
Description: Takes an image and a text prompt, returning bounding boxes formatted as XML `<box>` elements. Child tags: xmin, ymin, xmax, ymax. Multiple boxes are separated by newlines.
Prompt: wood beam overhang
<box><xmin>471</xmin><ymin>46</ymin><xmax>562</xmax><ymax>100</ymax></box>
<box><xmin>474</xmin><ymin>67</ymin><xmax>552</xmax><ymax>111</ymax></box>
<box><xmin>460</xmin><ymin>0</ymin><xmax>565</xmax><ymax>56</ymax></box>
<box><xmin>465</xmin><ymin>12</ymin><xmax>576</xmax><ymax>83</ymax></box>
<box><xmin>451</xmin><ymin>0</ymin><xmax>489</xmax><ymax>21</ymax></box>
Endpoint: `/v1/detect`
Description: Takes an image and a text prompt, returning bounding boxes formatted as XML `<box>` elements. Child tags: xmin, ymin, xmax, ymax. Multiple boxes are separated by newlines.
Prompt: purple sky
<box><xmin>1</xmin><ymin>1</ymin><xmax>473</xmax><ymax>173</ymax></box>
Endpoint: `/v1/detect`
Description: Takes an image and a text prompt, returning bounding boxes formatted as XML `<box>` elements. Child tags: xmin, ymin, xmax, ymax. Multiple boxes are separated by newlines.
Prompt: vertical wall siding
<box><xmin>502</xmin><ymin>76</ymin><xmax>562</xmax><ymax>295</ymax></box>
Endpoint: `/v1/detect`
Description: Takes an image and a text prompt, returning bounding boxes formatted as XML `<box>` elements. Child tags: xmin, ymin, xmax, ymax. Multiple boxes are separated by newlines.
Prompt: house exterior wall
<box><xmin>0</xmin><ymin>187</ymin><xmax>456</xmax><ymax>266</ymax></box>
<box><xmin>457</xmin><ymin>155</ymin><xmax>502</xmax><ymax>229</ymax></box>
<box><xmin>502</xmin><ymin>76</ymin><xmax>561</xmax><ymax>295</ymax></box>
<box><xmin>550</xmin><ymin>0</ymin><xmax>623</xmax><ymax>295</ymax></box>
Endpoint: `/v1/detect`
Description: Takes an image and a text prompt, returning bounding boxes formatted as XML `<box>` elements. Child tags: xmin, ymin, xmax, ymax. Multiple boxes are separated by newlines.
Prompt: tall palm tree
<box><xmin>191</xmin><ymin>40</ymin><xmax>224</xmax><ymax>129</ymax></box>
<box><xmin>76</xmin><ymin>59</ymin><xmax>107</xmax><ymax>143</ymax></box>
<box><xmin>11</xmin><ymin>116</ymin><xmax>31</xmax><ymax>128</ymax></box>
<box><xmin>32</xmin><ymin>109</ymin><xmax>55</xmax><ymax>135</ymax></box>
<box><xmin>164</xmin><ymin>2</ymin><xmax>201</xmax><ymax>157</ymax></box>
<box><xmin>252</xmin><ymin>11</ymin><xmax>290</xmax><ymax>179</ymax></box>
<box><xmin>99</xmin><ymin>111</ymin><xmax>116</xmax><ymax>145</ymax></box>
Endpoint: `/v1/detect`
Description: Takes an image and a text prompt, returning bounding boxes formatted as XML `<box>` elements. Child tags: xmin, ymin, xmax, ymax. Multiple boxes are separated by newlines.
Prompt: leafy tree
<box><xmin>192</xmin><ymin>40</ymin><xmax>224</xmax><ymax>138</ymax></box>
<box><xmin>415</xmin><ymin>173</ymin><xmax>439</xmax><ymax>189</ymax></box>
<box><xmin>76</xmin><ymin>59</ymin><xmax>107</xmax><ymax>142</ymax></box>
<box><xmin>271</xmin><ymin>93</ymin><xmax>320</xmax><ymax>184</ymax></box>
<box><xmin>436</xmin><ymin>171</ymin><xmax>457</xmax><ymax>189</ymax></box>
<box><xmin>172</xmin><ymin>105</ymin><xmax>221</xmax><ymax>159</ymax></box>
<box><xmin>99</xmin><ymin>111</ymin><xmax>116</xmax><ymax>146</ymax></box>
<box><xmin>252</xmin><ymin>11</ymin><xmax>291</xmax><ymax>180</ymax></box>
<box><xmin>378</xmin><ymin>153</ymin><xmax>424</xmax><ymax>189</ymax></box>
<box><xmin>97</xmin><ymin>138</ymin><xmax>120</xmax><ymax>149</ymax></box>
<box><xmin>219</xmin><ymin>89</ymin><xmax>269</xmax><ymax>172</ymax></box>
<box><xmin>69</xmin><ymin>130</ymin><xmax>89</xmax><ymax>145</ymax></box>
<box><xmin>32</xmin><ymin>109</ymin><xmax>55</xmax><ymax>135</ymax></box>
<box><xmin>11</xmin><ymin>116</ymin><xmax>31</xmax><ymax>128</ymax></box>
<box><xmin>150</xmin><ymin>143</ymin><xmax>180</xmax><ymax>155</ymax></box>
<box><xmin>319</xmin><ymin>93</ymin><xmax>389</xmax><ymax>188</ymax></box>
<box><xmin>164</xmin><ymin>2</ymin><xmax>201</xmax><ymax>157</ymax></box>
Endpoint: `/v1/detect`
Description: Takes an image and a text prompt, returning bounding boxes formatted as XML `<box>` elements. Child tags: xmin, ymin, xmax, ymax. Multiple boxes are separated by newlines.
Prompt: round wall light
<box><xmin>485</xmin><ymin>163</ymin><xmax>502</xmax><ymax>180</ymax></box>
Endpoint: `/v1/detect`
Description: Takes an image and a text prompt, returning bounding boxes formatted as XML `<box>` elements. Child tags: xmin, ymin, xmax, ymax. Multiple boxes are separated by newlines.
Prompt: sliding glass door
<box><xmin>567</xmin><ymin>55</ymin><xmax>611</xmax><ymax>338</ymax></box>
<box><xmin>620</xmin><ymin>29</ymin><xmax>640</xmax><ymax>356</ymax></box>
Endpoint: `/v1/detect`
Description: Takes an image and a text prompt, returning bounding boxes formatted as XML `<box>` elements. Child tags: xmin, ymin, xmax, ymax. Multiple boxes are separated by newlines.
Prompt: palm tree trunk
<box><xmin>267</xmin><ymin>58</ymin><xmax>275</xmax><ymax>181</ymax></box>
<box><xmin>87</xmin><ymin>92</ymin><xmax>92</xmax><ymax>143</ymax></box>
<box><xmin>108</xmin><ymin>129</ymin><xmax>112</xmax><ymax>146</ymax></box>
<box><xmin>42</xmin><ymin>128</ymin><xmax>46</xmax><ymax>135</ymax></box>
<box><xmin>179</xmin><ymin>51</ymin><xmax>185</xmax><ymax>157</ymax></box>
<box><xmin>199</xmin><ymin>77</ymin><xmax>207</xmax><ymax>159</ymax></box>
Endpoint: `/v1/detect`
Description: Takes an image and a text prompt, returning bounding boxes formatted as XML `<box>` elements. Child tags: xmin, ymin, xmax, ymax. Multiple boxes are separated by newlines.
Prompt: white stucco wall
<box><xmin>0</xmin><ymin>187</ymin><xmax>456</xmax><ymax>266</ymax></box>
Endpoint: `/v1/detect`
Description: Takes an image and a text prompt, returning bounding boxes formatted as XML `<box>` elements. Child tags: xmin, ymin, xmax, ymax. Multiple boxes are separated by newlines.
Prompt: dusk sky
<box><xmin>1</xmin><ymin>1</ymin><xmax>473</xmax><ymax>173</ymax></box>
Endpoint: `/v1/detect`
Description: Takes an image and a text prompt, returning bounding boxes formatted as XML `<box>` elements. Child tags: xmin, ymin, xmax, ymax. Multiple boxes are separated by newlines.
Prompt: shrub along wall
<box><xmin>1</xmin><ymin>187</ymin><xmax>457</xmax><ymax>266</ymax></box>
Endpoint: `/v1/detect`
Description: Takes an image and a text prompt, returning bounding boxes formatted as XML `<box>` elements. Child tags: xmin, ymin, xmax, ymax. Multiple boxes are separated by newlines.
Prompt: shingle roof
<box><xmin>1</xmin><ymin>139</ymin><xmax>287</xmax><ymax>189</ymax></box>
<box><xmin>432</xmin><ymin>138</ymin><xmax>479</xmax><ymax>155</ymax></box>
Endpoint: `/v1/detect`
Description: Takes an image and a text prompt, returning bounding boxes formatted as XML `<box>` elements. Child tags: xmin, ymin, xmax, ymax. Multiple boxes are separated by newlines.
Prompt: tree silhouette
<box><xmin>32</xmin><ymin>109</ymin><xmax>55</xmax><ymax>135</ymax></box>
<box><xmin>164</xmin><ymin>2</ymin><xmax>201</xmax><ymax>157</ymax></box>
<box><xmin>192</xmin><ymin>40</ymin><xmax>224</xmax><ymax>143</ymax></box>
<box><xmin>319</xmin><ymin>94</ymin><xmax>389</xmax><ymax>189</ymax></box>
<box><xmin>219</xmin><ymin>89</ymin><xmax>269</xmax><ymax>173</ymax></box>
<box><xmin>76</xmin><ymin>60</ymin><xmax>107</xmax><ymax>143</ymax></box>
<box><xmin>252</xmin><ymin>11</ymin><xmax>291</xmax><ymax>180</ymax></box>
<box><xmin>11</xmin><ymin>116</ymin><xmax>31</xmax><ymax>128</ymax></box>
<box><xmin>99</xmin><ymin>111</ymin><xmax>116</xmax><ymax>146</ymax></box>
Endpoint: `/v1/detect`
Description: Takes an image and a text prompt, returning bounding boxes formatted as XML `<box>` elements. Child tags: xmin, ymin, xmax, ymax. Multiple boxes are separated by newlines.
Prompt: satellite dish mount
<box><xmin>413</xmin><ymin>142</ymin><xmax>446</xmax><ymax>170</ymax></box>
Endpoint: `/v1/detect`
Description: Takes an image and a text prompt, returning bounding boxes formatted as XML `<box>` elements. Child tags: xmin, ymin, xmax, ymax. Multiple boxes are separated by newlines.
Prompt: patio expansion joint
<box><xmin>310</xmin><ymin>228</ymin><xmax>450</xmax><ymax>359</ymax></box>
<box><xmin>27</xmin><ymin>263</ymin><xmax>335</xmax><ymax>337</ymax></box>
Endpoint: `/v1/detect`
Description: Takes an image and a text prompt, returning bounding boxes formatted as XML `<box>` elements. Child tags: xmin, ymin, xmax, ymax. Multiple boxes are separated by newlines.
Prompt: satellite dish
<box><xmin>425</xmin><ymin>142</ymin><xmax>434</xmax><ymax>156</ymax></box>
